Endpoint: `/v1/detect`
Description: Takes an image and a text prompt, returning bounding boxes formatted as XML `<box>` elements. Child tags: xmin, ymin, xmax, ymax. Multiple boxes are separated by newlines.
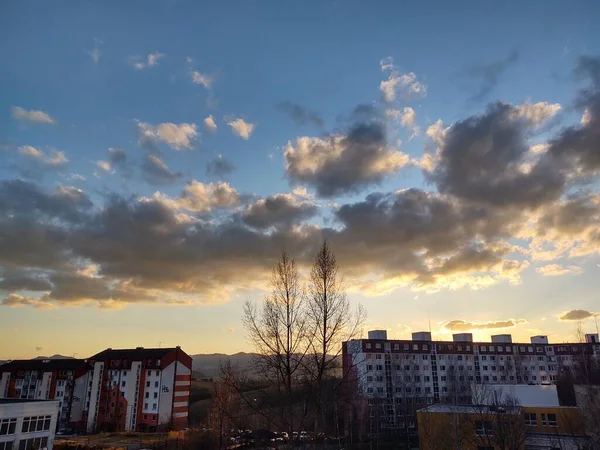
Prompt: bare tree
<box><xmin>242</xmin><ymin>252</ymin><xmax>309</xmax><ymax>437</ymax></box>
<box><xmin>305</xmin><ymin>241</ymin><xmax>366</xmax><ymax>437</ymax></box>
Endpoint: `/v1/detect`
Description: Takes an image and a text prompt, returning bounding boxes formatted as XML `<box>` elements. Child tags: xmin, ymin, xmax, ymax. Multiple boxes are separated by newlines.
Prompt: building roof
<box><xmin>0</xmin><ymin>399</ymin><xmax>59</xmax><ymax>404</ymax></box>
<box><xmin>1</xmin><ymin>358</ymin><xmax>88</xmax><ymax>372</ymax></box>
<box><xmin>89</xmin><ymin>347</ymin><xmax>178</xmax><ymax>361</ymax></box>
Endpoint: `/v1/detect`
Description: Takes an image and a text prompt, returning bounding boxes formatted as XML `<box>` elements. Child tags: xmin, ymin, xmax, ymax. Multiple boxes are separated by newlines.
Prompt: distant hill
<box><xmin>190</xmin><ymin>352</ymin><xmax>255</xmax><ymax>378</ymax></box>
<box><xmin>33</xmin><ymin>355</ymin><xmax>74</xmax><ymax>360</ymax></box>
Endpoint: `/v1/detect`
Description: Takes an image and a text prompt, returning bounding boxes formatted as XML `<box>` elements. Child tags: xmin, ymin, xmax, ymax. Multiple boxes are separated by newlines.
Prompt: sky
<box><xmin>1</xmin><ymin>1</ymin><xmax>600</xmax><ymax>359</ymax></box>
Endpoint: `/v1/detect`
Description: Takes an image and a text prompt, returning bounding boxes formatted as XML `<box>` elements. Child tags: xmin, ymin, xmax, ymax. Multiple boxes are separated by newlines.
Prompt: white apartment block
<box><xmin>0</xmin><ymin>399</ymin><xmax>59</xmax><ymax>450</ymax></box>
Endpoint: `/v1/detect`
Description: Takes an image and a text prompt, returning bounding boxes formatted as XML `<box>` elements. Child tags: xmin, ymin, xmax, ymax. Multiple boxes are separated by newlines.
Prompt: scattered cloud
<box><xmin>463</xmin><ymin>50</ymin><xmax>519</xmax><ymax>102</ymax></box>
<box><xmin>512</xmin><ymin>101</ymin><xmax>562</xmax><ymax>126</ymax></box>
<box><xmin>206</xmin><ymin>155</ymin><xmax>235</xmax><ymax>177</ymax></box>
<box><xmin>137</xmin><ymin>121</ymin><xmax>198</xmax><ymax>151</ymax></box>
<box><xmin>443</xmin><ymin>318</ymin><xmax>527</xmax><ymax>332</ymax></box>
<box><xmin>559</xmin><ymin>309</ymin><xmax>598</xmax><ymax>321</ymax></box>
<box><xmin>35</xmin><ymin>346</ymin><xmax>43</xmax><ymax>352</ymax></box>
<box><xmin>141</xmin><ymin>155</ymin><xmax>182</xmax><ymax>185</ymax></box>
<box><xmin>277</xmin><ymin>101</ymin><xmax>324</xmax><ymax>127</ymax></box>
<box><xmin>285</xmin><ymin>116</ymin><xmax>409</xmax><ymax>197</ymax></box>
<box><xmin>129</xmin><ymin>51</ymin><xmax>165</xmax><ymax>70</ymax></box>
<box><xmin>190</xmin><ymin>71</ymin><xmax>213</xmax><ymax>89</ymax></box>
<box><xmin>227</xmin><ymin>117</ymin><xmax>255</xmax><ymax>140</ymax></box>
<box><xmin>95</xmin><ymin>160</ymin><xmax>112</xmax><ymax>173</ymax></box>
<box><xmin>536</xmin><ymin>264</ymin><xmax>582</xmax><ymax>277</ymax></box>
<box><xmin>204</xmin><ymin>115</ymin><xmax>217</xmax><ymax>132</ymax></box>
<box><xmin>242</xmin><ymin>193</ymin><xmax>318</xmax><ymax>229</ymax></box>
<box><xmin>380</xmin><ymin>57</ymin><xmax>426</xmax><ymax>102</ymax></box>
<box><xmin>386</xmin><ymin>107</ymin><xmax>420</xmax><ymax>138</ymax></box>
<box><xmin>86</xmin><ymin>38</ymin><xmax>103</xmax><ymax>64</ymax></box>
<box><xmin>18</xmin><ymin>146</ymin><xmax>68</xmax><ymax>167</ymax></box>
<box><xmin>11</xmin><ymin>106</ymin><xmax>55</xmax><ymax>125</ymax></box>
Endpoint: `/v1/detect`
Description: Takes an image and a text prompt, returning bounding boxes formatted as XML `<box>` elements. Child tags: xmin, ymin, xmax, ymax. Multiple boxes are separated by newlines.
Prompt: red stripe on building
<box><xmin>175</xmin><ymin>375</ymin><xmax>190</xmax><ymax>381</ymax></box>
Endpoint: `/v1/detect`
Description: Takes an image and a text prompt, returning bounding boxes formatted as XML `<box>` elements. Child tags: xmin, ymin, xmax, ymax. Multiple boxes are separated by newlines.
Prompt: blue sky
<box><xmin>1</xmin><ymin>1</ymin><xmax>600</xmax><ymax>358</ymax></box>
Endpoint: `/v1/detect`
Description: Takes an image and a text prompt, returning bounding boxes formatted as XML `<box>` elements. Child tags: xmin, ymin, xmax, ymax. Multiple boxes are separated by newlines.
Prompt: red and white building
<box><xmin>83</xmin><ymin>347</ymin><xmax>192</xmax><ymax>432</ymax></box>
<box><xmin>0</xmin><ymin>346</ymin><xmax>192</xmax><ymax>433</ymax></box>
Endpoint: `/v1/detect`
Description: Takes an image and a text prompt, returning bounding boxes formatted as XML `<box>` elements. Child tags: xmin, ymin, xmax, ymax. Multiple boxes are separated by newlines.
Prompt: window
<box><xmin>155</xmin><ymin>381</ymin><xmax>159</xmax><ymax>387</ymax></box>
<box><xmin>422</xmin><ymin>355</ymin><xmax>428</xmax><ymax>360</ymax></box>
<box><xmin>475</xmin><ymin>421</ymin><xmax>493</xmax><ymax>436</ymax></box>
<box><xmin>539</xmin><ymin>366</ymin><xmax>546</xmax><ymax>371</ymax></box>
<box><xmin>152</xmin><ymin>403</ymin><xmax>157</xmax><ymax>410</ymax></box>
<box><xmin>547</xmin><ymin>413</ymin><xmax>557</xmax><ymax>427</ymax></box>
<box><xmin>121</xmin><ymin>380</ymin><xmax>126</xmax><ymax>387</ymax></box>
<box><xmin>481</xmin><ymin>356</ymin><xmax>487</xmax><ymax>361</ymax></box>
<box><xmin>0</xmin><ymin>418</ymin><xmax>17</xmax><ymax>435</ymax></box>
<box><xmin>376</xmin><ymin>376</ymin><xmax>383</xmax><ymax>382</ymax></box>
<box><xmin>144</xmin><ymin>402</ymin><xmax>148</xmax><ymax>409</ymax></box>
<box><xmin>366</xmin><ymin>364</ymin><xmax>373</xmax><ymax>371</ymax></box>
<box><xmin>375</xmin><ymin>343</ymin><xmax>381</xmax><ymax>349</ymax></box>
<box><xmin>365</xmin><ymin>343</ymin><xmax>372</xmax><ymax>349</ymax></box>
<box><xmin>145</xmin><ymin>392</ymin><xmax>149</xmax><ymax>398</ymax></box>
<box><xmin>1</xmin><ymin>442</ymin><xmax>14</xmax><ymax>450</ymax></box>
<box><xmin>375</xmin><ymin>354</ymin><xmax>382</xmax><ymax>360</ymax></box>
<box><xmin>441</xmin><ymin>376</ymin><xmax>446</xmax><ymax>381</ymax></box>
<box><xmin>21</xmin><ymin>416</ymin><xmax>51</xmax><ymax>433</ymax></box>
<box><xmin>483</xmin><ymin>366</ymin><xmax>488</xmax><ymax>371</ymax></box>
<box><xmin>376</xmin><ymin>365</ymin><xmax>383</xmax><ymax>371</ymax></box>
<box><xmin>377</xmin><ymin>387</ymin><xmax>384</xmax><ymax>394</ymax></box>
<box><xmin>524</xmin><ymin>413</ymin><xmax>537</xmax><ymax>426</ymax></box>
<box><xmin>457</xmin><ymin>355</ymin><xmax>463</xmax><ymax>361</ymax></box>
<box><xmin>440</xmin><ymin>365</ymin><xmax>446</xmax><ymax>370</ymax></box>
<box><xmin>147</xmin><ymin>370</ymin><xmax>151</xmax><ymax>376</ymax></box>
<box><xmin>414</xmin><ymin>365</ymin><xmax>419</xmax><ymax>371</ymax></box>
<box><xmin>480</xmin><ymin>346</ymin><xmax>487</xmax><ymax>351</ymax></box>
<box><xmin>366</xmin><ymin>387</ymin><xmax>373</xmax><ymax>394</ymax></box>
<box><xmin>403</xmin><ymin>344</ymin><xmax>409</xmax><ymax>350</ymax></box>
<box><xmin>18</xmin><ymin>437</ymin><xmax>48</xmax><ymax>450</ymax></box>
<box><xmin>424</xmin><ymin>376</ymin><xmax>430</xmax><ymax>382</ymax></box>
<box><xmin>414</xmin><ymin>376</ymin><xmax>420</xmax><ymax>382</ymax></box>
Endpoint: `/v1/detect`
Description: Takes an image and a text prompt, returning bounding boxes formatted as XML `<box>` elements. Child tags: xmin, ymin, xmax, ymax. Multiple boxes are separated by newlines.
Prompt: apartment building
<box><xmin>0</xmin><ymin>359</ymin><xmax>90</xmax><ymax>431</ymax></box>
<box><xmin>342</xmin><ymin>330</ymin><xmax>600</xmax><ymax>436</ymax></box>
<box><xmin>0</xmin><ymin>399</ymin><xmax>60</xmax><ymax>450</ymax></box>
<box><xmin>83</xmin><ymin>347</ymin><xmax>192</xmax><ymax>433</ymax></box>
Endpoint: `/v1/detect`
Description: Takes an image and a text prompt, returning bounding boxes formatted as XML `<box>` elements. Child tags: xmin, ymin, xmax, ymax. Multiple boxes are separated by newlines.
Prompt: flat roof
<box><xmin>0</xmin><ymin>399</ymin><xmax>58</xmax><ymax>404</ymax></box>
<box><xmin>419</xmin><ymin>404</ymin><xmax>520</xmax><ymax>414</ymax></box>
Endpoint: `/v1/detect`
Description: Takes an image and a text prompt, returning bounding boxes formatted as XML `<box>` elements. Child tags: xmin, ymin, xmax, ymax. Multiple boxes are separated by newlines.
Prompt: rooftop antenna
<box><xmin>157</xmin><ymin>341</ymin><xmax>163</xmax><ymax>348</ymax></box>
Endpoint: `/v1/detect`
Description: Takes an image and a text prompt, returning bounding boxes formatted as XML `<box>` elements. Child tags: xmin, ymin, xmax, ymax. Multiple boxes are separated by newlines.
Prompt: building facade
<box><xmin>0</xmin><ymin>399</ymin><xmax>60</xmax><ymax>450</ymax></box>
<box><xmin>0</xmin><ymin>359</ymin><xmax>90</xmax><ymax>431</ymax></box>
<box><xmin>83</xmin><ymin>347</ymin><xmax>192</xmax><ymax>433</ymax></box>
<box><xmin>342</xmin><ymin>330</ymin><xmax>600</xmax><ymax>436</ymax></box>
<box><xmin>0</xmin><ymin>347</ymin><xmax>193</xmax><ymax>433</ymax></box>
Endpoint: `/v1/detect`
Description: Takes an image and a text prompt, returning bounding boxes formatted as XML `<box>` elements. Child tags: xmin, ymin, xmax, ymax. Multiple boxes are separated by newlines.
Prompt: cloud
<box><xmin>129</xmin><ymin>51</ymin><xmax>165</xmax><ymax>70</ymax></box>
<box><xmin>512</xmin><ymin>101</ymin><xmax>562</xmax><ymax>126</ymax></box>
<box><xmin>95</xmin><ymin>160</ymin><xmax>112</xmax><ymax>173</ymax></box>
<box><xmin>1</xmin><ymin>294</ymin><xmax>55</xmax><ymax>309</ymax></box>
<box><xmin>152</xmin><ymin>180</ymin><xmax>239</xmax><ymax>213</ymax></box>
<box><xmin>380</xmin><ymin>71</ymin><xmax>427</xmax><ymax>103</ymax></box>
<box><xmin>204</xmin><ymin>115</ymin><xmax>217</xmax><ymax>132</ymax></box>
<box><xmin>443</xmin><ymin>318</ymin><xmax>527</xmax><ymax>332</ymax></box>
<box><xmin>277</xmin><ymin>101</ymin><xmax>324</xmax><ymax>127</ymax></box>
<box><xmin>227</xmin><ymin>117</ymin><xmax>255</xmax><ymax>140</ymax></box>
<box><xmin>141</xmin><ymin>155</ymin><xmax>182</xmax><ymax>185</ymax></box>
<box><xmin>11</xmin><ymin>106</ymin><xmax>56</xmax><ymax>125</ymax></box>
<box><xmin>86</xmin><ymin>39</ymin><xmax>102</xmax><ymax>64</ymax></box>
<box><xmin>559</xmin><ymin>309</ymin><xmax>598</xmax><ymax>321</ymax></box>
<box><xmin>464</xmin><ymin>50</ymin><xmax>519</xmax><ymax>102</ymax></box>
<box><xmin>206</xmin><ymin>155</ymin><xmax>235</xmax><ymax>177</ymax></box>
<box><xmin>35</xmin><ymin>347</ymin><xmax>43</xmax><ymax>352</ymax></box>
<box><xmin>386</xmin><ymin>107</ymin><xmax>420</xmax><ymax>138</ymax></box>
<box><xmin>18</xmin><ymin>146</ymin><xmax>68</xmax><ymax>167</ymax></box>
<box><xmin>430</xmin><ymin>102</ymin><xmax>567</xmax><ymax>208</ymax></box>
<box><xmin>137</xmin><ymin>121</ymin><xmax>198</xmax><ymax>151</ymax></box>
<box><xmin>242</xmin><ymin>193</ymin><xmax>318</xmax><ymax>229</ymax></box>
<box><xmin>108</xmin><ymin>147</ymin><xmax>127</xmax><ymax>167</ymax></box>
<box><xmin>284</xmin><ymin>118</ymin><xmax>409</xmax><ymax>197</ymax></box>
<box><xmin>190</xmin><ymin>71</ymin><xmax>213</xmax><ymax>89</ymax></box>
<box><xmin>536</xmin><ymin>264</ymin><xmax>582</xmax><ymax>277</ymax></box>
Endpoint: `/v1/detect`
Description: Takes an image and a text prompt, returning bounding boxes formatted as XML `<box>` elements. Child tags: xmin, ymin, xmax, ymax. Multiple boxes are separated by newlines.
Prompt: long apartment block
<box><xmin>343</xmin><ymin>330</ymin><xmax>600</xmax><ymax>404</ymax></box>
<box><xmin>0</xmin><ymin>346</ymin><xmax>192</xmax><ymax>433</ymax></box>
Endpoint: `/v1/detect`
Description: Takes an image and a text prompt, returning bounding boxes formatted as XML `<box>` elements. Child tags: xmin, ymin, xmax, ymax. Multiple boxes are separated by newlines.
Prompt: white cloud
<box><xmin>137</xmin><ymin>121</ymin><xmax>198</xmax><ymax>150</ymax></box>
<box><xmin>530</xmin><ymin>143</ymin><xmax>549</xmax><ymax>154</ymax></box>
<box><xmin>386</xmin><ymin>107</ymin><xmax>419</xmax><ymax>139</ymax></box>
<box><xmin>129</xmin><ymin>51</ymin><xmax>165</xmax><ymax>70</ymax></box>
<box><xmin>204</xmin><ymin>114</ymin><xmax>217</xmax><ymax>132</ymax></box>
<box><xmin>87</xmin><ymin>39</ymin><xmax>103</xmax><ymax>64</ymax></box>
<box><xmin>227</xmin><ymin>117</ymin><xmax>255</xmax><ymax>140</ymax></box>
<box><xmin>581</xmin><ymin>109</ymin><xmax>591</xmax><ymax>126</ymax></box>
<box><xmin>536</xmin><ymin>264</ymin><xmax>582</xmax><ymax>277</ymax></box>
<box><xmin>11</xmin><ymin>106</ymin><xmax>55</xmax><ymax>124</ymax></box>
<box><xmin>512</xmin><ymin>101</ymin><xmax>561</xmax><ymax>126</ymax></box>
<box><xmin>380</xmin><ymin>56</ymin><xmax>394</xmax><ymax>71</ymax></box>
<box><xmin>18</xmin><ymin>146</ymin><xmax>68</xmax><ymax>166</ymax></box>
<box><xmin>150</xmin><ymin>180</ymin><xmax>239</xmax><ymax>213</ymax></box>
<box><xmin>69</xmin><ymin>173</ymin><xmax>87</xmax><ymax>182</ymax></box>
<box><xmin>380</xmin><ymin>67</ymin><xmax>427</xmax><ymax>102</ymax></box>
<box><xmin>95</xmin><ymin>160</ymin><xmax>112</xmax><ymax>173</ymax></box>
<box><xmin>190</xmin><ymin>71</ymin><xmax>213</xmax><ymax>89</ymax></box>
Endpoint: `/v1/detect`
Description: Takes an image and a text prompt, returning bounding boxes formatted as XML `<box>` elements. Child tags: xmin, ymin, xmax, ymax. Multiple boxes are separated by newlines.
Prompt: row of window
<box><xmin>18</xmin><ymin>437</ymin><xmax>49</xmax><ymax>450</ymax></box>
<box><xmin>363</xmin><ymin>343</ymin><xmax>588</xmax><ymax>354</ymax></box>
<box><xmin>0</xmin><ymin>418</ymin><xmax>17</xmax><ymax>436</ymax></box>
<box><xmin>143</xmin><ymin>402</ymin><xmax>158</xmax><ymax>410</ymax></box>
<box><xmin>21</xmin><ymin>416</ymin><xmax>52</xmax><ymax>433</ymax></box>
<box><xmin>144</xmin><ymin>392</ymin><xmax>159</xmax><ymax>399</ymax></box>
<box><xmin>524</xmin><ymin>412</ymin><xmax>557</xmax><ymax>427</ymax></box>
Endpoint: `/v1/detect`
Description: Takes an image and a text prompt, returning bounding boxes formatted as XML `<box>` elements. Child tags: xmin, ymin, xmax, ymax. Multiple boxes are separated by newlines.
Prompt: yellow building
<box><xmin>417</xmin><ymin>404</ymin><xmax>588</xmax><ymax>450</ymax></box>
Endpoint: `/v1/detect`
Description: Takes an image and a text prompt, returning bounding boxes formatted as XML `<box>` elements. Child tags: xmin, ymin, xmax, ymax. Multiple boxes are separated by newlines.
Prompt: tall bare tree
<box><xmin>242</xmin><ymin>252</ymin><xmax>309</xmax><ymax>437</ymax></box>
<box><xmin>305</xmin><ymin>241</ymin><xmax>366</xmax><ymax>436</ymax></box>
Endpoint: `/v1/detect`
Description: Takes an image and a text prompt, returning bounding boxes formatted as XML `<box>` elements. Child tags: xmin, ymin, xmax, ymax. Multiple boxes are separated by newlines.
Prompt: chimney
<box><xmin>368</xmin><ymin>330</ymin><xmax>387</xmax><ymax>340</ymax></box>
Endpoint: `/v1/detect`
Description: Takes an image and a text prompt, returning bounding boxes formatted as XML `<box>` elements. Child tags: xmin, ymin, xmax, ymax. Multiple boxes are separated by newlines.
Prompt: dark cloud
<box><xmin>0</xmin><ymin>270</ymin><xmax>52</xmax><ymax>292</ymax></box>
<box><xmin>206</xmin><ymin>155</ymin><xmax>235</xmax><ymax>177</ymax></box>
<box><xmin>559</xmin><ymin>309</ymin><xmax>598</xmax><ymax>321</ymax></box>
<box><xmin>464</xmin><ymin>50</ymin><xmax>519</xmax><ymax>102</ymax></box>
<box><xmin>443</xmin><ymin>318</ymin><xmax>526</xmax><ymax>331</ymax></box>
<box><xmin>108</xmin><ymin>148</ymin><xmax>127</xmax><ymax>166</ymax></box>
<box><xmin>242</xmin><ymin>194</ymin><xmax>318</xmax><ymax>229</ymax></box>
<box><xmin>431</xmin><ymin>102</ymin><xmax>566</xmax><ymax>208</ymax></box>
<box><xmin>285</xmin><ymin>118</ymin><xmax>409</xmax><ymax>197</ymax></box>
<box><xmin>141</xmin><ymin>155</ymin><xmax>182</xmax><ymax>185</ymax></box>
<box><xmin>277</xmin><ymin>101</ymin><xmax>324</xmax><ymax>127</ymax></box>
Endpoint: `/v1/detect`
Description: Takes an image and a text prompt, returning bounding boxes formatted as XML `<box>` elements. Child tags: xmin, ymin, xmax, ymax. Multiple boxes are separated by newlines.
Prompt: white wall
<box><xmin>472</xmin><ymin>384</ymin><xmax>559</xmax><ymax>407</ymax></box>
<box><xmin>69</xmin><ymin>372</ymin><xmax>89</xmax><ymax>423</ymax></box>
<box><xmin>0</xmin><ymin>373</ymin><xmax>10</xmax><ymax>397</ymax></box>
<box><xmin>157</xmin><ymin>363</ymin><xmax>174</xmax><ymax>426</ymax></box>
<box><xmin>86</xmin><ymin>362</ymin><xmax>104</xmax><ymax>433</ymax></box>
<box><xmin>0</xmin><ymin>400</ymin><xmax>59</xmax><ymax>450</ymax></box>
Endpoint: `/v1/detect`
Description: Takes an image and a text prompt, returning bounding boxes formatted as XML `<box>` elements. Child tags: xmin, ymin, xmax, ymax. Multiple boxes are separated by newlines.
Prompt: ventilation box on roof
<box><xmin>412</xmin><ymin>331</ymin><xmax>431</xmax><ymax>341</ymax></box>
